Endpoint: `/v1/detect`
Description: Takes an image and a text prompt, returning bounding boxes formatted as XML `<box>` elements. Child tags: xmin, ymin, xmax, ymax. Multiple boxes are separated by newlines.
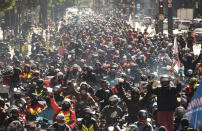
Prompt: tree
<box><xmin>0</xmin><ymin>0</ymin><xmax>15</xmax><ymax>11</ymax></box>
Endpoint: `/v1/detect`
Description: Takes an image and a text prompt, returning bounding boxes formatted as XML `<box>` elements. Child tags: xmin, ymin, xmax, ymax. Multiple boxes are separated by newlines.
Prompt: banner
<box><xmin>173</xmin><ymin>37</ymin><xmax>180</xmax><ymax>73</ymax></box>
<box><xmin>183</xmin><ymin>79</ymin><xmax>202</xmax><ymax>129</ymax></box>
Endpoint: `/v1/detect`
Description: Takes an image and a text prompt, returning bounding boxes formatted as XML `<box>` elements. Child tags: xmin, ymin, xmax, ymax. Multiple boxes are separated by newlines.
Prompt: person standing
<box><xmin>148</xmin><ymin>75</ymin><xmax>181</xmax><ymax>131</ymax></box>
<box><xmin>186</xmin><ymin>31</ymin><xmax>194</xmax><ymax>51</ymax></box>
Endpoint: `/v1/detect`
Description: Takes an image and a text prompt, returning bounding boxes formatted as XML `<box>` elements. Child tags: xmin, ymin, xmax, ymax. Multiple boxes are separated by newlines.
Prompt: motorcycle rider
<box><xmin>148</xmin><ymin>75</ymin><xmax>181</xmax><ymax>131</ymax></box>
<box><xmin>79</xmin><ymin>66</ymin><xmax>97</xmax><ymax>86</ymax></box>
<box><xmin>177</xmin><ymin>35</ymin><xmax>186</xmax><ymax>49</ymax></box>
<box><xmin>48</xmin><ymin>113</ymin><xmax>71</xmax><ymax>131</ymax></box>
<box><xmin>73</xmin><ymin>82</ymin><xmax>97</xmax><ymax>117</ymax></box>
<box><xmin>21</xmin><ymin>56</ymin><xmax>33</xmax><ymax>68</ymax></box>
<box><xmin>182</xmin><ymin>77</ymin><xmax>198</xmax><ymax>102</ymax></box>
<box><xmin>29</xmin><ymin>79</ymin><xmax>47</xmax><ymax>98</ymax></box>
<box><xmin>53</xmin><ymin>86</ymin><xmax>64</xmax><ymax>106</ymax></box>
<box><xmin>37</xmin><ymin>97</ymin><xmax>55</xmax><ymax>124</ymax></box>
<box><xmin>116</xmin><ymin>78</ymin><xmax>152</xmax><ymax>124</ymax></box>
<box><xmin>101</xmin><ymin>95</ymin><xmax>123</xmax><ymax>128</ymax></box>
<box><xmin>179</xmin><ymin>50</ymin><xmax>202</xmax><ymax>77</ymax></box>
<box><xmin>30</xmin><ymin>70</ymin><xmax>40</xmax><ymax>85</ymax></box>
<box><xmin>4</xmin><ymin>108</ymin><xmax>24</xmax><ymax>131</ymax></box>
<box><xmin>174</xmin><ymin>106</ymin><xmax>186</xmax><ymax>131</ymax></box>
<box><xmin>26</xmin><ymin>94</ymin><xmax>45</xmax><ymax>121</ymax></box>
<box><xmin>0</xmin><ymin>99</ymin><xmax>7</xmax><ymax>127</ymax></box>
<box><xmin>21</xmin><ymin>64</ymin><xmax>33</xmax><ymax>81</ymax></box>
<box><xmin>134</xmin><ymin>110</ymin><xmax>153</xmax><ymax>131</ymax></box>
<box><xmin>7</xmin><ymin>120</ymin><xmax>23</xmax><ymax>131</ymax></box>
<box><xmin>50</xmin><ymin>94</ymin><xmax>76</xmax><ymax>130</ymax></box>
<box><xmin>2</xmin><ymin>66</ymin><xmax>13</xmax><ymax>86</ymax></box>
<box><xmin>95</xmin><ymin>79</ymin><xmax>113</xmax><ymax>110</ymax></box>
<box><xmin>186</xmin><ymin>31</ymin><xmax>194</xmax><ymax>51</ymax></box>
<box><xmin>50</xmin><ymin>72</ymin><xmax>66</xmax><ymax>88</ymax></box>
<box><xmin>79</xmin><ymin>107</ymin><xmax>98</xmax><ymax>131</ymax></box>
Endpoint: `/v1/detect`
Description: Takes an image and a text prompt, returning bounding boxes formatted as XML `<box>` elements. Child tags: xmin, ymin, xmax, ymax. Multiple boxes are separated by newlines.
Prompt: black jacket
<box><xmin>117</xmin><ymin>86</ymin><xmax>152</xmax><ymax>123</ymax></box>
<box><xmin>149</xmin><ymin>83</ymin><xmax>181</xmax><ymax>111</ymax></box>
<box><xmin>79</xmin><ymin>118</ymin><xmax>98</xmax><ymax>131</ymax></box>
<box><xmin>101</xmin><ymin>105</ymin><xmax>123</xmax><ymax>125</ymax></box>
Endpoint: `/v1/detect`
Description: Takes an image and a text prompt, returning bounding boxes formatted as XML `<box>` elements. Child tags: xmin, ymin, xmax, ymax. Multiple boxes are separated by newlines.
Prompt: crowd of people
<box><xmin>0</xmin><ymin>7</ymin><xmax>202</xmax><ymax>131</ymax></box>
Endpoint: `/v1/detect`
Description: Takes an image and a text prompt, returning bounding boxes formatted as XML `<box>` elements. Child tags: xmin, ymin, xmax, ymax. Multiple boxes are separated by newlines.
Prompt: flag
<box><xmin>173</xmin><ymin>37</ymin><xmax>180</xmax><ymax>73</ymax></box>
<box><xmin>85</xmin><ymin>44</ymin><xmax>93</xmax><ymax>64</ymax></box>
<box><xmin>183</xmin><ymin>79</ymin><xmax>202</xmax><ymax>129</ymax></box>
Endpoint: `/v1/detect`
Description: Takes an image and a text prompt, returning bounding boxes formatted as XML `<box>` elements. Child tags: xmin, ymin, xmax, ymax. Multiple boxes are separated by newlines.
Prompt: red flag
<box><xmin>173</xmin><ymin>37</ymin><xmax>180</xmax><ymax>73</ymax></box>
<box><xmin>85</xmin><ymin>44</ymin><xmax>93</xmax><ymax>64</ymax></box>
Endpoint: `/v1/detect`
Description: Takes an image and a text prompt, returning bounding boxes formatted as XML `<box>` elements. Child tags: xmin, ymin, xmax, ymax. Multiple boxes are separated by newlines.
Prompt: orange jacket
<box><xmin>50</xmin><ymin>97</ymin><xmax>76</xmax><ymax>129</ymax></box>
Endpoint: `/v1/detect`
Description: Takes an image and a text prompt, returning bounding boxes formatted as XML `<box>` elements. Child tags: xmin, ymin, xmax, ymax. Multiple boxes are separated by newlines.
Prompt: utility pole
<box><xmin>158</xmin><ymin>0</ymin><xmax>164</xmax><ymax>33</ymax></box>
<box><xmin>167</xmin><ymin>0</ymin><xmax>173</xmax><ymax>36</ymax></box>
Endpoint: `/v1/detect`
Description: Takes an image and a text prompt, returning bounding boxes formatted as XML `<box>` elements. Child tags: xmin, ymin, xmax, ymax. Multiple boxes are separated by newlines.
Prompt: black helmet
<box><xmin>13</xmin><ymin>67</ymin><xmax>21</xmax><ymax>74</ymax></box>
<box><xmin>131</xmin><ymin>87</ymin><xmax>140</xmax><ymax>101</ymax></box>
<box><xmin>138</xmin><ymin>110</ymin><xmax>147</xmax><ymax>121</ymax></box>
<box><xmin>140</xmin><ymin>74</ymin><xmax>147</xmax><ymax>81</ymax></box>
<box><xmin>83</xmin><ymin>107</ymin><xmax>92</xmax><ymax>114</ymax></box>
<box><xmin>33</xmin><ymin>70</ymin><xmax>40</xmax><ymax>77</ymax></box>
<box><xmin>24</xmin><ymin>64</ymin><xmax>30</xmax><ymax>69</ymax></box>
<box><xmin>175</xmin><ymin>106</ymin><xmax>185</xmax><ymax>118</ymax></box>
<box><xmin>186</xmin><ymin>54</ymin><xmax>193</xmax><ymax>61</ymax></box>
<box><xmin>13</xmin><ymin>91</ymin><xmax>22</xmax><ymax>99</ymax></box>
<box><xmin>36</xmin><ymin>79</ymin><xmax>44</xmax><ymax>87</ymax></box>
<box><xmin>0</xmin><ymin>98</ymin><xmax>5</xmax><ymax>108</ymax></box>
<box><xmin>10</xmin><ymin>108</ymin><xmax>19</xmax><ymax>114</ymax></box>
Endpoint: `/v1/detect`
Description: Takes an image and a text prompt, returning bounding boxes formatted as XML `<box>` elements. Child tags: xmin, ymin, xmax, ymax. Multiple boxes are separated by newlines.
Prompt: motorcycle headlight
<box><xmin>108</xmin><ymin>126</ymin><xmax>114</xmax><ymax>131</ymax></box>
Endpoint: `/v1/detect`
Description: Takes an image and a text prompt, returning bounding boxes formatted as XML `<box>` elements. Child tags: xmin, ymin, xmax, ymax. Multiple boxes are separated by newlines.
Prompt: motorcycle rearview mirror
<box><xmin>6</xmin><ymin>104</ymin><xmax>9</xmax><ymax>108</ymax></box>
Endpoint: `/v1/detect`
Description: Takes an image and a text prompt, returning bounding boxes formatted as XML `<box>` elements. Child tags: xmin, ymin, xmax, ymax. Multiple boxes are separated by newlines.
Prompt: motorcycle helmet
<box><xmin>175</xmin><ymin>106</ymin><xmax>185</xmax><ymax>118</ymax></box>
<box><xmin>10</xmin><ymin>108</ymin><xmax>19</xmax><ymax>119</ymax></box>
<box><xmin>56</xmin><ymin>113</ymin><xmax>65</xmax><ymax>126</ymax></box>
<box><xmin>109</xmin><ymin>95</ymin><xmax>119</xmax><ymax>107</ymax></box>
<box><xmin>6</xmin><ymin>66</ymin><xmax>13</xmax><ymax>72</ymax></box>
<box><xmin>0</xmin><ymin>98</ymin><xmax>5</xmax><ymax>108</ymax></box>
<box><xmin>61</xmin><ymin>98</ymin><xmax>71</xmax><ymax>111</ymax></box>
<box><xmin>7</xmin><ymin>120</ymin><xmax>22</xmax><ymax>131</ymax></box>
<box><xmin>13</xmin><ymin>90</ymin><xmax>22</xmax><ymax>100</ymax></box>
<box><xmin>33</xmin><ymin>70</ymin><xmax>40</xmax><ymax>77</ymax></box>
<box><xmin>140</xmin><ymin>74</ymin><xmax>147</xmax><ymax>81</ymax></box>
<box><xmin>187</xmin><ymin>69</ymin><xmax>193</xmax><ymax>77</ymax></box>
<box><xmin>80</xmin><ymin>82</ymin><xmax>88</xmax><ymax>95</ymax></box>
<box><xmin>25</xmin><ymin>56</ymin><xmax>30</xmax><ymax>62</ymax></box>
<box><xmin>120</xmin><ymin>72</ymin><xmax>127</xmax><ymax>80</ymax></box>
<box><xmin>114</xmin><ymin>78</ymin><xmax>124</xmax><ymax>86</ymax></box>
<box><xmin>36</xmin><ymin>79</ymin><xmax>44</xmax><ymax>87</ymax></box>
<box><xmin>57</xmin><ymin>72</ymin><xmax>64</xmax><ymax>80</ymax></box>
<box><xmin>24</xmin><ymin>64</ymin><xmax>30</xmax><ymax>70</ymax></box>
<box><xmin>138</xmin><ymin>110</ymin><xmax>148</xmax><ymax>121</ymax></box>
<box><xmin>131</xmin><ymin>87</ymin><xmax>140</xmax><ymax>101</ymax></box>
<box><xmin>189</xmin><ymin>77</ymin><xmax>197</xmax><ymax>85</ymax></box>
<box><xmin>160</xmin><ymin>75</ymin><xmax>170</xmax><ymax>88</ymax></box>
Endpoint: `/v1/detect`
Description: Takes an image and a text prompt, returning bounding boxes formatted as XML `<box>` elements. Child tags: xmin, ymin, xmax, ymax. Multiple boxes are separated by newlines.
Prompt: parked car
<box><xmin>191</xmin><ymin>19</ymin><xmax>202</xmax><ymax>29</ymax></box>
<box><xmin>194</xmin><ymin>28</ymin><xmax>202</xmax><ymax>44</ymax></box>
<box><xmin>143</xmin><ymin>17</ymin><xmax>152</xmax><ymax>25</ymax></box>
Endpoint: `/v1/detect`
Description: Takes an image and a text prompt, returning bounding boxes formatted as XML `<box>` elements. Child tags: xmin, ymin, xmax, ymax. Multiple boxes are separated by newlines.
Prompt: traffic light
<box><xmin>159</xmin><ymin>0</ymin><xmax>164</xmax><ymax>14</ymax></box>
<box><xmin>158</xmin><ymin>0</ymin><xmax>164</xmax><ymax>33</ymax></box>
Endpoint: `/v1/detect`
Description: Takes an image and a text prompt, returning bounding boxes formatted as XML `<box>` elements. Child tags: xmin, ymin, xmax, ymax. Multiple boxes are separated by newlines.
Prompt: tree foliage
<box><xmin>0</xmin><ymin>0</ymin><xmax>16</xmax><ymax>11</ymax></box>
